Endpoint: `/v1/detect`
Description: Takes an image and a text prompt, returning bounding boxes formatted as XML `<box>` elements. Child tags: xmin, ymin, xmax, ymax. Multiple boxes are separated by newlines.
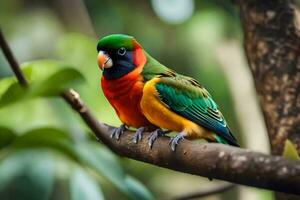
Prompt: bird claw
<box><xmin>169</xmin><ymin>132</ymin><xmax>185</xmax><ymax>151</ymax></box>
<box><xmin>110</xmin><ymin>124</ymin><xmax>127</xmax><ymax>140</ymax></box>
<box><xmin>133</xmin><ymin>127</ymin><xmax>145</xmax><ymax>144</ymax></box>
<box><xmin>148</xmin><ymin>129</ymin><xmax>165</xmax><ymax>149</ymax></box>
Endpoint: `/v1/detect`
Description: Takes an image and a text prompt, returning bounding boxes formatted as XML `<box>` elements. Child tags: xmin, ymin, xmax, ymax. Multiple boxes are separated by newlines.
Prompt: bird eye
<box><xmin>117</xmin><ymin>47</ymin><xmax>126</xmax><ymax>56</ymax></box>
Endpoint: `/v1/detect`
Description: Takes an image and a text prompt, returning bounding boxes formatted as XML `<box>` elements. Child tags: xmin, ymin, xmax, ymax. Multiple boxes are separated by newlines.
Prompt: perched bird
<box><xmin>97</xmin><ymin>34</ymin><xmax>239</xmax><ymax>151</ymax></box>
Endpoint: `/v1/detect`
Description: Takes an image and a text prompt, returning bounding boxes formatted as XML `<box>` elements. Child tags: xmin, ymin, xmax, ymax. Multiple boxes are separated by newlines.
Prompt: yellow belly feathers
<box><xmin>140</xmin><ymin>78</ymin><xmax>213</xmax><ymax>140</ymax></box>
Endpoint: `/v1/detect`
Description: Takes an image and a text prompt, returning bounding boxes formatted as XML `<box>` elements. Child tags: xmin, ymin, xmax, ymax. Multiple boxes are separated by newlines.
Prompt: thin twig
<box><xmin>0</xmin><ymin>29</ymin><xmax>28</xmax><ymax>86</ymax></box>
<box><xmin>2</xmin><ymin>28</ymin><xmax>300</xmax><ymax>196</ymax></box>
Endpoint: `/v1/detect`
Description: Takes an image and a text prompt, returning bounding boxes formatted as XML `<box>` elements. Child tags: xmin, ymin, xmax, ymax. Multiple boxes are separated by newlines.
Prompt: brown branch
<box><xmin>44</xmin><ymin>92</ymin><xmax>300</xmax><ymax>195</ymax></box>
<box><xmin>60</xmin><ymin>90</ymin><xmax>120</xmax><ymax>154</ymax></box>
<box><xmin>1</xmin><ymin>26</ymin><xmax>300</xmax><ymax>196</ymax></box>
<box><xmin>169</xmin><ymin>182</ymin><xmax>235</xmax><ymax>200</ymax></box>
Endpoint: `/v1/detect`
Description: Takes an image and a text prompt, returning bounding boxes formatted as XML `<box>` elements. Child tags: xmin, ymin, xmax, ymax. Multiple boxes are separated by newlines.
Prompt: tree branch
<box><xmin>1</xmin><ymin>28</ymin><xmax>300</xmax><ymax>196</ymax></box>
<box><xmin>60</xmin><ymin>90</ymin><xmax>120</xmax><ymax>154</ymax></box>
<box><xmin>42</xmin><ymin>91</ymin><xmax>300</xmax><ymax>195</ymax></box>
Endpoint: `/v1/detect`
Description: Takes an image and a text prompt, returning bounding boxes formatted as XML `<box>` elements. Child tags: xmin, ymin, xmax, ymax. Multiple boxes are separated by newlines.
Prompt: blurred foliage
<box><xmin>0</xmin><ymin>0</ymin><xmax>274</xmax><ymax>199</ymax></box>
<box><xmin>0</xmin><ymin>126</ymin><xmax>153</xmax><ymax>200</ymax></box>
<box><xmin>283</xmin><ymin>139</ymin><xmax>300</xmax><ymax>161</ymax></box>
<box><xmin>0</xmin><ymin>60</ymin><xmax>84</xmax><ymax>107</ymax></box>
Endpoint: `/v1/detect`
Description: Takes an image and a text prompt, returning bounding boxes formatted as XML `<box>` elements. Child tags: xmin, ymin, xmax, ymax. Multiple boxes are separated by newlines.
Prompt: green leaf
<box><xmin>0</xmin><ymin>76</ymin><xmax>17</xmax><ymax>97</ymax></box>
<box><xmin>283</xmin><ymin>139</ymin><xmax>300</xmax><ymax>161</ymax></box>
<box><xmin>70</xmin><ymin>167</ymin><xmax>105</xmax><ymax>200</ymax></box>
<box><xmin>2</xmin><ymin>127</ymin><xmax>152</xmax><ymax>199</ymax></box>
<box><xmin>0</xmin><ymin>149</ymin><xmax>55</xmax><ymax>200</ymax></box>
<box><xmin>10</xmin><ymin>127</ymin><xmax>79</xmax><ymax>161</ymax></box>
<box><xmin>124</xmin><ymin>176</ymin><xmax>154</xmax><ymax>200</ymax></box>
<box><xmin>0</xmin><ymin>83</ymin><xmax>28</xmax><ymax>108</ymax></box>
<box><xmin>75</xmin><ymin>142</ymin><xmax>153</xmax><ymax>200</ymax></box>
<box><xmin>0</xmin><ymin>127</ymin><xmax>16</xmax><ymax>149</ymax></box>
<box><xmin>0</xmin><ymin>60</ymin><xmax>84</xmax><ymax>108</ymax></box>
<box><xmin>22</xmin><ymin>60</ymin><xmax>85</xmax><ymax>96</ymax></box>
<box><xmin>32</xmin><ymin>68</ymin><xmax>84</xmax><ymax>96</ymax></box>
<box><xmin>21</xmin><ymin>60</ymin><xmax>67</xmax><ymax>82</ymax></box>
<box><xmin>75</xmin><ymin>143</ymin><xmax>126</xmax><ymax>190</ymax></box>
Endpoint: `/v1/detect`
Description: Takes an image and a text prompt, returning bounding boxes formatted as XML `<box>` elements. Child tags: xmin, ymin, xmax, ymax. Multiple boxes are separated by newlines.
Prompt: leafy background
<box><xmin>0</xmin><ymin>0</ymin><xmax>280</xmax><ymax>199</ymax></box>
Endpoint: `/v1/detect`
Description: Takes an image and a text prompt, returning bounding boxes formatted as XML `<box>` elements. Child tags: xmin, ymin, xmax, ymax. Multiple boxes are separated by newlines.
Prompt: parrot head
<box><xmin>97</xmin><ymin>34</ymin><xmax>146</xmax><ymax>80</ymax></box>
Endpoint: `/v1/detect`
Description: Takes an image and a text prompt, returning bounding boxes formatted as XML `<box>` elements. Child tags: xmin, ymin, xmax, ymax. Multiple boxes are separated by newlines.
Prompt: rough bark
<box><xmin>237</xmin><ymin>1</ymin><xmax>300</xmax><ymax>199</ymax></box>
<box><xmin>237</xmin><ymin>0</ymin><xmax>300</xmax><ymax>155</ymax></box>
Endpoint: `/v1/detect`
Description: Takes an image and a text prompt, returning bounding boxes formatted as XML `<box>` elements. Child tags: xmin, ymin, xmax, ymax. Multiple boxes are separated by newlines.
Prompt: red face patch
<box><xmin>132</xmin><ymin>42</ymin><xmax>146</xmax><ymax>68</ymax></box>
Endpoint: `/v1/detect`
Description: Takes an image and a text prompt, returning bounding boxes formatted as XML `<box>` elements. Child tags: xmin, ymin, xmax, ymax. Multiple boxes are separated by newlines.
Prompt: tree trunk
<box><xmin>237</xmin><ymin>0</ymin><xmax>300</xmax><ymax>199</ymax></box>
<box><xmin>237</xmin><ymin>0</ymin><xmax>300</xmax><ymax>155</ymax></box>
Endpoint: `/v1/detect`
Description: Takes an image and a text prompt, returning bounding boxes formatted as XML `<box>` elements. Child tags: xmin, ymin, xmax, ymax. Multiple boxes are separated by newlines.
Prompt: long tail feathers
<box><xmin>213</xmin><ymin>129</ymin><xmax>240</xmax><ymax>147</ymax></box>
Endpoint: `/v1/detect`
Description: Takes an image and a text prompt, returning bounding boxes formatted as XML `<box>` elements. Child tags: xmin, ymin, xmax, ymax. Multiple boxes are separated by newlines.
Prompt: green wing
<box><xmin>155</xmin><ymin>75</ymin><xmax>239</xmax><ymax>146</ymax></box>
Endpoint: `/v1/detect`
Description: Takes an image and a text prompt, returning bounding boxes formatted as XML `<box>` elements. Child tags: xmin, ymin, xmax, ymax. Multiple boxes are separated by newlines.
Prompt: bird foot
<box><xmin>148</xmin><ymin>129</ymin><xmax>165</xmax><ymax>149</ymax></box>
<box><xmin>169</xmin><ymin>132</ymin><xmax>185</xmax><ymax>151</ymax></box>
<box><xmin>133</xmin><ymin>127</ymin><xmax>145</xmax><ymax>144</ymax></box>
<box><xmin>110</xmin><ymin>124</ymin><xmax>127</xmax><ymax>140</ymax></box>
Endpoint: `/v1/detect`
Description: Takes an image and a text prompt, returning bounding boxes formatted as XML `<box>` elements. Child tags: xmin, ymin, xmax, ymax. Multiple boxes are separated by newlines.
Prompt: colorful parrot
<box><xmin>97</xmin><ymin>34</ymin><xmax>239</xmax><ymax>151</ymax></box>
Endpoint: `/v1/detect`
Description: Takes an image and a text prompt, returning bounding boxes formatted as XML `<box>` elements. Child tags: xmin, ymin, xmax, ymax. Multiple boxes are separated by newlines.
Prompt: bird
<box><xmin>96</xmin><ymin>34</ymin><xmax>239</xmax><ymax>151</ymax></box>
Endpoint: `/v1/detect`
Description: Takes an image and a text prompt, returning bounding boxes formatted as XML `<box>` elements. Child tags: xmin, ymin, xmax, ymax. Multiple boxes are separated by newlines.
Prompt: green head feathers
<box><xmin>97</xmin><ymin>34</ymin><xmax>137</xmax><ymax>52</ymax></box>
<box><xmin>96</xmin><ymin>33</ymin><xmax>169</xmax><ymax>80</ymax></box>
